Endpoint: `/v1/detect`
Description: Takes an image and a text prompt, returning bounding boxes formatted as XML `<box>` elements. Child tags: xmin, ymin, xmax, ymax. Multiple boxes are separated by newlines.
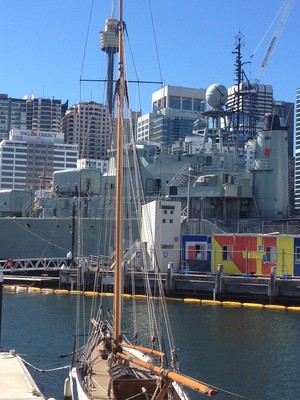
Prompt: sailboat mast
<box><xmin>114</xmin><ymin>0</ymin><xmax>124</xmax><ymax>342</ymax></box>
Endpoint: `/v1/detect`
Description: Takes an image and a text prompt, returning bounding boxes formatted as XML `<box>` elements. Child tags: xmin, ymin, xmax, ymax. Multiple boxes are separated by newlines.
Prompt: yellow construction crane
<box><xmin>255</xmin><ymin>0</ymin><xmax>294</xmax><ymax>83</ymax></box>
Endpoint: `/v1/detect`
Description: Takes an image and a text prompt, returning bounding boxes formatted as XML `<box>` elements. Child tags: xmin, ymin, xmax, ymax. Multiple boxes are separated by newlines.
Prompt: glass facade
<box><xmin>150</xmin><ymin>115</ymin><xmax>196</xmax><ymax>145</ymax></box>
<box><xmin>146</xmin><ymin>86</ymin><xmax>206</xmax><ymax>145</ymax></box>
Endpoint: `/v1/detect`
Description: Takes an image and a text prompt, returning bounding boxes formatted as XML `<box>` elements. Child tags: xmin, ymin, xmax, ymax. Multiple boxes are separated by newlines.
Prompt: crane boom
<box><xmin>256</xmin><ymin>0</ymin><xmax>294</xmax><ymax>82</ymax></box>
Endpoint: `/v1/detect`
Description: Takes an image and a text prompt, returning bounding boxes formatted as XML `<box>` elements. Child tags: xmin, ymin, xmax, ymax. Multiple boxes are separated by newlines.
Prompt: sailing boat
<box><xmin>73</xmin><ymin>1</ymin><xmax>217</xmax><ymax>399</ymax></box>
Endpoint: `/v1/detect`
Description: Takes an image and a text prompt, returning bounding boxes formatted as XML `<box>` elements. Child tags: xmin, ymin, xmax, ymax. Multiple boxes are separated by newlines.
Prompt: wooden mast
<box><xmin>113</xmin><ymin>0</ymin><xmax>124</xmax><ymax>342</ymax></box>
<box><xmin>111</xmin><ymin>3</ymin><xmax>218</xmax><ymax>398</ymax></box>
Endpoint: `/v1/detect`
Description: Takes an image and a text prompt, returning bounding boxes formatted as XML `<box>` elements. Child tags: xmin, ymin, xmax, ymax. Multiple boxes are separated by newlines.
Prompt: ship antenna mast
<box><xmin>232</xmin><ymin>32</ymin><xmax>245</xmax><ymax>133</ymax></box>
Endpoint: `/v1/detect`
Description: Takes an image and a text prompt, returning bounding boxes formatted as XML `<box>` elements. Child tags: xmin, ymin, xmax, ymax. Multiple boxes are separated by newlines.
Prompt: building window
<box><xmin>195</xmin><ymin>244</ymin><xmax>207</xmax><ymax>260</ymax></box>
<box><xmin>182</xmin><ymin>97</ymin><xmax>192</xmax><ymax>110</ymax></box>
<box><xmin>264</xmin><ymin>246</ymin><xmax>277</xmax><ymax>263</ymax></box>
<box><xmin>222</xmin><ymin>245</ymin><xmax>233</xmax><ymax>261</ymax></box>
<box><xmin>296</xmin><ymin>247</ymin><xmax>300</xmax><ymax>263</ymax></box>
<box><xmin>169</xmin><ymin>96</ymin><xmax>180</xmax><ymax>109</ymax></box>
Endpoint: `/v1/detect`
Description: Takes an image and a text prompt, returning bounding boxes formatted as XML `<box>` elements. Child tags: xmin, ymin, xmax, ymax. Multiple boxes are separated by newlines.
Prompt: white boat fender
<box><xmin>64</xmin><ymin>375</ymin><xmax>73</xmax><ymax>400</ymax></box>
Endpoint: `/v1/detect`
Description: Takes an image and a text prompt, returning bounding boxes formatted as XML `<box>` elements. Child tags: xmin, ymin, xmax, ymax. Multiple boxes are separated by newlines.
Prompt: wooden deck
<box><xmin>79</xmin><ymin>344</ymin><xmax>158</xmax><ymax>400</ymax></box>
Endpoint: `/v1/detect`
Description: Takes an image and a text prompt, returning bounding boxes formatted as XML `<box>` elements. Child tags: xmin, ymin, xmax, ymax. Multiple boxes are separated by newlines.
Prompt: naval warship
<box><xmin>0</xmin><ymin>81</ymin><xmax>291</xmax><ymax>263</ymax></box>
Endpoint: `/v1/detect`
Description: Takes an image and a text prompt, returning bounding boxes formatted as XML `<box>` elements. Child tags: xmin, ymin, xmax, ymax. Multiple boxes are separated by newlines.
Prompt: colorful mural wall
<box><xmin>182</xmin><ymin>234</ymin><xmax>300</xmax><ymax>276</ymax></box>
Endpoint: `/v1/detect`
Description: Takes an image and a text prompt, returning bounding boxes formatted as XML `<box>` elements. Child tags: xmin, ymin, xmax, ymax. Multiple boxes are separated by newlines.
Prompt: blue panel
<box><xmin>181</xmin><ymin>234</ymin><xmax>211</xmax><ymax>272</ymax></box>
<box><xmin>294</xmin><ymin>237</ymin><xmax>300</xmax><ymax>276</ymax></box>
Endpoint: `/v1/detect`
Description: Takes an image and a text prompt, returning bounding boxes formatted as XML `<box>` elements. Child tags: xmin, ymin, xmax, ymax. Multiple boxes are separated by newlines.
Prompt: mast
<box><xmin>113</xmin><ymin>0</ymin><xmax>124</xmax><ymax>342</ymax></box>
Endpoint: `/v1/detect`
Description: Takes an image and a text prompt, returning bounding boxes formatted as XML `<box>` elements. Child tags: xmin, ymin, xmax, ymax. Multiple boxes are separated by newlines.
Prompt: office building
<box><xmin>273</xmin><ymin>100</ymin><xmax>294</xmax><ymax>157</ymax></box>
<box><xmin>0</xmin><ymin>128</ymin><xmax>78</xmax><ymax>191</ymax></box>
<box><xmin>137</xmin><ymin>86</ymin><xmax>206</xmax><ymax>144</ymax></box>
<box><xmin>274</xmin><ymin>100</ymin><xmax>295</xmax><ymax>215</ymax></box>
<box><xmin>295</xmin><ymin>88</ymin><xmax>300</xmax><ymax>211</ymax></box>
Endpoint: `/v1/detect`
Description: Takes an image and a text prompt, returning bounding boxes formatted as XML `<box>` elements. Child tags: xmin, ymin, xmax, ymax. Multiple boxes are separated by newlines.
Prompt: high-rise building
<box><xmin>227</xmin><ymin>83</ymin><xmax>274</xmax><ymax>135</ymax></box>
<box><xmin>137</xmin><ymin>86</ymin><xmax>206</xmax><ymax>144</ymax></box>
<box><xmin>274</xmin><ymin>100</ymin><xmax>295</xmax><ymax>215</ymax></box>
<box><xmin>62</xmin><ymin>102</ymin><xmax>112</xmax><ymax>160</ymax></box>
<box><xmin>295</xmin><ymin>88</ymin><xmax>300</xmax><ymax>211</ymax></box>
<box><xmin>25</xmin><ymin>96</ymin><xmax>68</xmax><ymax>133</ymax></box>
<box><xmin>273</xmin><ymin>100</ymin><xmax>294</xmax><ymax>157</ymax></box>
<box><xmin>0</xmin><ymin>94</ymin><xmax>68</xmax><ymax>140</ymax></box>
<box><xmin>0</xmin><ymin>129</ymin><xmax>78</xmax><ymax>191</ymax></box>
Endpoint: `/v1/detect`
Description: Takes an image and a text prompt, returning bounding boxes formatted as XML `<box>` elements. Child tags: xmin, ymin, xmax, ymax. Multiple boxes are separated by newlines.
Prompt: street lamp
<box><xmin>200</xmin><ymin>196</ymin><xmax>205</xmax><ymax>233</ymax></box>
<box><xmin>187</xmin><ymin>166</ymin><xmax>193</xmax><ymax>222</ymax></box>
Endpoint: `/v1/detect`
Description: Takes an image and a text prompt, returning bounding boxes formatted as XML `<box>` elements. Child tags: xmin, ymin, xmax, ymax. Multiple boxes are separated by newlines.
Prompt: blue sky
<box><xmin>0</xmin><ymin>0</ymin><xmax>298</xmax><ymax>113</ymax></box>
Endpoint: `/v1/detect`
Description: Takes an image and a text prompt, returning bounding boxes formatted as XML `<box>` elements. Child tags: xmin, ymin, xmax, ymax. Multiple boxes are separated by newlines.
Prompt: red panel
<box><xmin>262</xmin><ymin>262</ymin><xmax>274</xmax><ymax>275</ymax></box>
<box><xmin>214</xmin><ymin>235</ymin><xmax>258</xmax><ymax>274</ymax></box>
<box><xmin>188</xmin><ymin>245</ymin><xmax>195</xmax><ymax>260</ymax></box>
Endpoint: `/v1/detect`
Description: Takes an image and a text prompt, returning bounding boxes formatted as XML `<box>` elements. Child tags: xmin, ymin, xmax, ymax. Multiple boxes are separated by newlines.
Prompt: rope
<box><xmin>10</xmin><ymin>217</ymin><xmax>69</xmax><ymax>253</ymax></box>
<box><xmin>148</xmin><ymin>0</ymin><xmax>163</xmax><ymax>84</ymax></box>
<box><xmin>80</xmin><ymin>0</ymin><xmax>94</xmax><ymax>82</ymax></box>
<box><xmin>212</xmin><ymin>385</ymin><xmax>254</xmax><ymax>400</ymax></box>
<box><xmin>19</xmin><ymin>356</ymin><xmax>70</xmax><ymax>373</ymax></box>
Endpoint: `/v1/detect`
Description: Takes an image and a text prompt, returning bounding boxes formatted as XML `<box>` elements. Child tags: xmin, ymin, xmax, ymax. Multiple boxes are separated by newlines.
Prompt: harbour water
<box><xmin>2</xmin><ymin>289</ymin><xmax>300</xmax><ymax>400</ymax></box>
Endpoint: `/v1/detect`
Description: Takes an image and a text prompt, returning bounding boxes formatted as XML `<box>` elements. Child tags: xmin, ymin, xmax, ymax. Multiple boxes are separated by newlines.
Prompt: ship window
<box><xmin>205</xmin><ymin>156</ymin><xmax>212</xmax><ymax>166</ymax></box>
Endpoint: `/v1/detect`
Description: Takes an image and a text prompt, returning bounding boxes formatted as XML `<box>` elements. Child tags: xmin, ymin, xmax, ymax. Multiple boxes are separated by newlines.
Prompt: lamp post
<box><xmin>187</xmin><ymin>166</ymin><xmax>193</xmax><ymax>222</ymax></box>
<box><xmin>200</xmin><ymin>196</ymin><xmax>205</xmax><ymax>233</ymax></box>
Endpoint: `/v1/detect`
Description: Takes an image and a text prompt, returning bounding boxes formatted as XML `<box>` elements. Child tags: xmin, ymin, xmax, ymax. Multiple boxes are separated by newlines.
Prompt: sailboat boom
<box><xmin>116</xmin><ymin>352</ymin><xmax>218</xmax><ymax>396</ymax></box>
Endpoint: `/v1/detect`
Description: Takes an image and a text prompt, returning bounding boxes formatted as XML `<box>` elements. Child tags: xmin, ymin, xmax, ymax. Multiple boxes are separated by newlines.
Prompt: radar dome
<box><xmin>206</xmin><ymin>84</ymin><xmax>228</xmax><ymax>109</ymax></box>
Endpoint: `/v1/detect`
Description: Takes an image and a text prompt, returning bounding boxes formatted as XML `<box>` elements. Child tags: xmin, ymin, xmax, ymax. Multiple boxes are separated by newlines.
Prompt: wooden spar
<box><xmin>116</xmin><ymin>352</ymin><xmax>218</xmax><ymax>397</ymax></box>
<box><xmin>113</xmin><ymin>0</ymin><xmax>124</xmax><ymax>342</ymax></box>
<box><xmin>119</xmin><ymin>342</ymin><xmax>165</xmax><ymax>357</ymax></box>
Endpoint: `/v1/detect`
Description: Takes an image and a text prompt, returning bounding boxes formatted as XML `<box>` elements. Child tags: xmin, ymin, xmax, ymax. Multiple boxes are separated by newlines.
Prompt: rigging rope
<box><xmin>19</xmin><ymin>356</ymin><xmax>70</xmax><ymax>373</ymax></box>
<box><xmin>80</xmin><ymin>0</ymin><xmax>94</xmax><ymax>83</ymax></box>
<box><xmin>148</xmin><ymin>0</ymin><xmax>163</xmax><ymax>84</ymax></box>
<box><xmin>10</xmin><ymin>218</ymin><xmax>69</xmax><ymax>254</ymax></box>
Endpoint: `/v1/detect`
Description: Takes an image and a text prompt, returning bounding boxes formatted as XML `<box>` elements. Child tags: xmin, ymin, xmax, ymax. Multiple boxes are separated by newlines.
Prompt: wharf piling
<box><xmin>2</xmin><ymin>256</ymin><xmax>300</xmax><ymax>304</ymax></box>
